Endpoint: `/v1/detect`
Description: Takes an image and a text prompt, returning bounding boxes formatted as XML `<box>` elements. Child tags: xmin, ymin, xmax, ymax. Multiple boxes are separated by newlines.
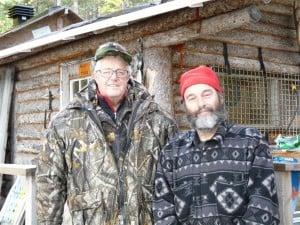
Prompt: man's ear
<box><xmin>219</xmin><ymin>94</ymin><xmax>225</xmax><ymax>104</ymax></box>
<box><xmin>91</xmin><ymin>71</ymin><xmax>97</xmax><ymax>80</ymax></box>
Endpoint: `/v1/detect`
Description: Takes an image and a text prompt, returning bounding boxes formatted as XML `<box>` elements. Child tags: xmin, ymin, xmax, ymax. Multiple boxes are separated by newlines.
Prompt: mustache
<box><xmin>193</xmin><ymin>106</ymin><xmax>214</xmax><ymax>115</ymax></box>
<box><xmin>186</xmin><ymin>103</ymin><xmax>227</xmax><ymax>130</ymax></box>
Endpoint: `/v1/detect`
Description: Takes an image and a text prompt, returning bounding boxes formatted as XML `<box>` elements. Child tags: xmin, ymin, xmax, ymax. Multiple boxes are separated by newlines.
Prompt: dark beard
<box><xmin>187</xmin><ymin>103</ymin><xmax>227</xmax><ymax>133</ymax></box>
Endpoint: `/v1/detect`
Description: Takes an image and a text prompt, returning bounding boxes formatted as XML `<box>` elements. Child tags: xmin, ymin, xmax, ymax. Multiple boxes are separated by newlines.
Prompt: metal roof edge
<box><xmin>0</xmin><ymin>0</ymin><xmax>211</xmax><ymax>60</ymax></box>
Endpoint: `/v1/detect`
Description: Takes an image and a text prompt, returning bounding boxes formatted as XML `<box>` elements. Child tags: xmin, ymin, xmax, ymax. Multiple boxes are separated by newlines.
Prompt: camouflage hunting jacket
<box><xmin>36</xmin><ymin>79</ymin><xmax>178</xmax><ymax>225</ymax></box>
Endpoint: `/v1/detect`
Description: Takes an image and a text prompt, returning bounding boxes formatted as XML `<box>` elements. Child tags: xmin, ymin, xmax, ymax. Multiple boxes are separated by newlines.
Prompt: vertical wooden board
<box><xmin>0</xmin><ymin>67</ymin><xmax>15</xmax><ymax>163</ymax></box>
<box><xmin>60</xmin><ymin>65</ymin><xmax>70</xmax><ymax>110</ymax></box>
<box><xmin>275</xmin><ymin>171</ymin><xmax>293</xmax><ymax>225</ymax></box>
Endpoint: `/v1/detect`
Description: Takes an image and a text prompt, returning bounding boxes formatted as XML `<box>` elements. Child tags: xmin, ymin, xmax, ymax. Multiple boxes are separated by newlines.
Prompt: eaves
<box><xmin>0</xmin><ymin>0</ymin><xmax>212</xmax><ymax>66</ymax></box>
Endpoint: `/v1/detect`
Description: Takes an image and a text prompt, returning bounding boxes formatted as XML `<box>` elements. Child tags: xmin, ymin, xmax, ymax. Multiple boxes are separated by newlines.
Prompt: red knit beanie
<box><xmin>180</xmin><ymin>66</ymin><xmax>223</xmax><ymax>100</ymax></box>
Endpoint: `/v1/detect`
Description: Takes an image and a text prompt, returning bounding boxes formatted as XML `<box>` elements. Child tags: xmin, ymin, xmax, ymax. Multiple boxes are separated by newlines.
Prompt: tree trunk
<box><xmin>73</xmin><ymin>0</ymin><xmax>79</xmax><ymax>14</ymax></box>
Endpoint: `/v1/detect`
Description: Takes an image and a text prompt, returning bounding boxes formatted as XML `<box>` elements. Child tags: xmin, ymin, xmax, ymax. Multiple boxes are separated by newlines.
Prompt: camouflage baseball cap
<box><xmin>94</xmin><ymin>42</ymin><xmax>132</xmax><ymax>64</ymax></box>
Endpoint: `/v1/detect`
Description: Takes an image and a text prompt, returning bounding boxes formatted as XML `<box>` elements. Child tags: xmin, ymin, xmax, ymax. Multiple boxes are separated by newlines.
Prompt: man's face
<box><xmin>184</xmin><ymin>84</ymin><xmax>226</xmax><ymax>131</ymax></box>
<box><xmin>92</xmin><ymin>56</ymin><xmax>130</xmax><ymax>102</ymax></box>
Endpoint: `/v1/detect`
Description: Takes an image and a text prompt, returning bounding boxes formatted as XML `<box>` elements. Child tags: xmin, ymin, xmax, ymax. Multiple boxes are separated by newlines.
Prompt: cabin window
<box><xmin>213</xmin><ymin>66</ymin><xmax>300</xmax><ymax>144</ymax></box>
<box><xmin>60</xmin><ymin>59</ymin><xmax>93</xmax><ymax>109</ymax></box>
<box><xmin>70</xmin><ymin>78</ymin><xmax>90</xmax><ymax>101</ymax></box>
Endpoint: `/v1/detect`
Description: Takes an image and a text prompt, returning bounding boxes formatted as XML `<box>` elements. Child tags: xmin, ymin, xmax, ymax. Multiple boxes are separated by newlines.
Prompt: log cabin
<box><xmin>0</xmin><ymin>0</ymin><xmax>299</xmax><ymax>223</ymax></box>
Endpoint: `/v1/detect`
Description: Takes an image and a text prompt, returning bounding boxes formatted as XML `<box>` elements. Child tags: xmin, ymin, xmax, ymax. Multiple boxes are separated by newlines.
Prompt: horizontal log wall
<box><xmin>172</xmin><ymin>1</ymin><xmax>299</xmax><ymax>130</ymax></box>
<box><xmin>13</xmin><ymin>63</ymin><xmax>61</xmax><ymax>163</ymax></box>
<box><xmin>7</xmin><ymin>0</ymin><xmax>298</xmax><ymax>163</ymax></box>
<box><xmin>9</xmin><ymin>1</ymin><xmax>211</xmax><ymax>163</ymax></box>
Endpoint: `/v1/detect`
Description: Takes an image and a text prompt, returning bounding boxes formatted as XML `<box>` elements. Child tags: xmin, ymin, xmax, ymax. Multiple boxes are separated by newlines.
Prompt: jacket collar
<box><xmin>189</xmin><ymin>121</ymin><xmax>228</xmax><ymax>147</ymax></box>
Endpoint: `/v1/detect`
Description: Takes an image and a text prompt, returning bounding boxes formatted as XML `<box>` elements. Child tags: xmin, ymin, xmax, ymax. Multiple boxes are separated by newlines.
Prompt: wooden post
<box><xmin>275</xmin><ymin>171</ymin><xmax>293</xmax><ymax>225</ymax></box>
<box><xmin>0</xmin><ymin>68</ymin><xmax>15</xmax><ymax>164</ymax></box>
<box><xmin>274</xmin><ymin>162</ymin><xmax>300</xmax><ymax>225</ymax></box>
<box><xmin>0</xmin><ymin>164</ymin><xmax>36</xmax><ymax>225</ymax></box>
<box><xmin>25</xmin><ymin>173</ymin><xmax>36</xmax><ymax>225</ymax></box>
<box><xmin>143</xmin><ymin>47</ymin><xmax>174</xmax><ymax>115</ymax></box>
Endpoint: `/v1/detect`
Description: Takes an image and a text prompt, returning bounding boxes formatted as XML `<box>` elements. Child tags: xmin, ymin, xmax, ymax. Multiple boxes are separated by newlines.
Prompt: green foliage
<box><xmin>0</xmin><ymin>3</ymin><xmax>12</xmax><ymax>33</ymax></box>
<box><xmin>100</xmin><ymin>0</ymin><xmax>124</xmax><ymax>15</ymax></box>
<box><xmin>0</xmin><ymin>0</ymin><xmax>155</xmax><ymax>34</ymax></box>
<box><xmin>0</xmin><ymin>0</ymin><xmax>30</xmax><ymax>34</ymax></box>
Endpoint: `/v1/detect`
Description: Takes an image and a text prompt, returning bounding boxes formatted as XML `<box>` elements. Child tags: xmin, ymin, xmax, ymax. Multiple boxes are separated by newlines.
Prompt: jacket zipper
<box><xmin>84</xmin><ymin>98</ymin><xmax>144</xmax><ymax>225</ymax></box>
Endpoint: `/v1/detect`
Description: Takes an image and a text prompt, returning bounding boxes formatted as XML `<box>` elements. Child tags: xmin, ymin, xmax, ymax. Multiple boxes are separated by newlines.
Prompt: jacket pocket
<box><xmin>215</xmin><ymin>180</ymin><xmax>247</xmax><ymax>216</ymax></box>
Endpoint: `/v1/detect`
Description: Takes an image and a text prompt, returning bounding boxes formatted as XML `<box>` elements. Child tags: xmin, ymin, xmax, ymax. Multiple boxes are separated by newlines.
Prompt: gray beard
<box><xmin>188</xmin><ymin>105</ymin><xmax>227</xmax><ymax>133</ymax></box>
<box><xmin>194</xmin><ymin>114</ymin><xmax>220</xmax><ymax>131</ymax></box>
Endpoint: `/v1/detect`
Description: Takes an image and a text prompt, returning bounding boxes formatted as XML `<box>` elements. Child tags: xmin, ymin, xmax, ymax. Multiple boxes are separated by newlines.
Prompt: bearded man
<box><xmin>152</xmin><ymin>65</ymin><xmax>280</xmax><ymax>225</ymax></box>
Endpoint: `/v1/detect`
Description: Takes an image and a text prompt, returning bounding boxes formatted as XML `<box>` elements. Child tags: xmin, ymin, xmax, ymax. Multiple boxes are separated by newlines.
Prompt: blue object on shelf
<box><xmin>272</xmin><ymin>156</ymin><xmax>298</xmax><ymax>163</ymax></box>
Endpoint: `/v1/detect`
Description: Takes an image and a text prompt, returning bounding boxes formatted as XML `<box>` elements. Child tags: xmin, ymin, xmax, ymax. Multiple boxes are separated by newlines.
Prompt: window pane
<box><xmin>81</xmin><ymin>79</ymin><xmax>88</xmax><ymax>88</ymax></box>
<box><xmin>72</xmin><ymin>80</ymin><xmax>79</xmax><ymax>94</ymax></box>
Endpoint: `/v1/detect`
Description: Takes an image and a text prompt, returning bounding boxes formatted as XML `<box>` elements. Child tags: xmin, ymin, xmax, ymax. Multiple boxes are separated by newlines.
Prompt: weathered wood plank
<box><xmin>16</xmin><ymin>64</ymin><xmax>60</xmax><ymax>81</ymax></box>
<box><xmin>199</xmin><ymin>0</ymin><xmax>269</xmax><ymax>18</ymax></box>
<box><xmin>260</xmin><ymin>2</ymin><xmax>293</xmax><ymax>15</ymax></box>
<box><xmin>17</xmin><ymin>124</ymin><xmax>45</xmax><ymax>140</ymax></box>
<box><xmin>144</xmin><ymin>5</ymin><xmax>262</xmax><ymax>48</ymax></box>
<box><xmin>274</xmin><ymin>170</ymin><xmax>293</xmax><ymax>225</ymax></box>
<box><xmin>142</xmin><ymin>6</ymin><xmax>297</xmax><ymax>53</ymax></box>
<box><xmin>14</xmin><ymin>153</ymin><xmax>39</xmax><ymax>165</ymax></box>
<box><xmin>16</xmin><ymin>74</ymin><xmax>59</xmax><ymax>92</ymax></box>
<box><xmin>0</xmin><ymin>164</ymin><xmax>36</xmax><ymax>176</ymax></box>
<box><xmin>181</xmin><ymin>40</ymin><xmax>300</xmax><ymax>65</ymax></box>
<box><xmin>260</xmin><ymin>10</ymin><xmax>295</xmax><ymax>28</ymax></box>
<box><xmin>245</xmin><ymin>22</ymin><xmax>296</xmax><ymax>38</ymax></box>
<box><xmin>16</xmin><ymin>140</ymin><xmax>42</xmax><ymax>154</ymax></box>
<box><xmin>188</xmin><ymin>29</ymin><xmax>297</xmax><ymax>52</ymax></box>
<box><xmin>172</xmin><ymin>51</ymin><xmax>300</xmax><ymax>74</ymax></box>
<box><xmin>26</xmin><ymin>174</ymin><xmax>36</xmax><ymax>225</ymax></box>
<box><xmin>16</xmin><ymin>99</ymin><xmax>60</xmax><ymax>114</ymax></box>
<box><xmin>16</xmin><ymin>87</ymin><xmax>59</xmax><ymax>103</ymax></box>
<box><xmin>17</xmin><ymin>113</ymin><xmax>46</xmax><ymax>124</ymax></box>
<box><xmin>0</xmin><ymin>68</ymin><xmax>14</xmax><ymax>165</ymax></box>
<box><xmin>268</xmin><ymin>0</ymin><xmax>293</xmax><ymax>7</ymax></box>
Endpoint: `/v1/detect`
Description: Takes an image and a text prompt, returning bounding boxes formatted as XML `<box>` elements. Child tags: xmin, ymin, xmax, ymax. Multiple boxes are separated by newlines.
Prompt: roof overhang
<box><xmin>0</xmin><ymin>6</ymin><xmax>82</xmax><ymax>39</ymax></box>
<box><xmin>0</xmin><ymin>0</ymin><xmax>211</xmax><ymax>61</ymax></box>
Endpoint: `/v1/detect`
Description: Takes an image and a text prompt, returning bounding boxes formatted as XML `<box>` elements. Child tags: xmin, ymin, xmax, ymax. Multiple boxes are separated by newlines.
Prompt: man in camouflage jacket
<box><xmin>36</xmin><ymin>42</ymin><xmax>177</xmax><ymax>225</ymax></box>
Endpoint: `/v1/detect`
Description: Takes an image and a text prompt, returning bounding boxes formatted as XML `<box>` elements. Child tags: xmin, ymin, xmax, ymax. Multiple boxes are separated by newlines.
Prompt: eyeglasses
<box><xmin>95</xmin><ymin>69</ymin><xmax>129</xmax><ymax>78</ymax></box>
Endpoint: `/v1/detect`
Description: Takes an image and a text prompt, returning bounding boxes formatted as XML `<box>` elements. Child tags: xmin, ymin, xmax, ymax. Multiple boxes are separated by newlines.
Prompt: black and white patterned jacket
<box><xmin>153</xmin><ymin>122</ymin><xmax>280</xmax><ymax>225</ymax></box>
